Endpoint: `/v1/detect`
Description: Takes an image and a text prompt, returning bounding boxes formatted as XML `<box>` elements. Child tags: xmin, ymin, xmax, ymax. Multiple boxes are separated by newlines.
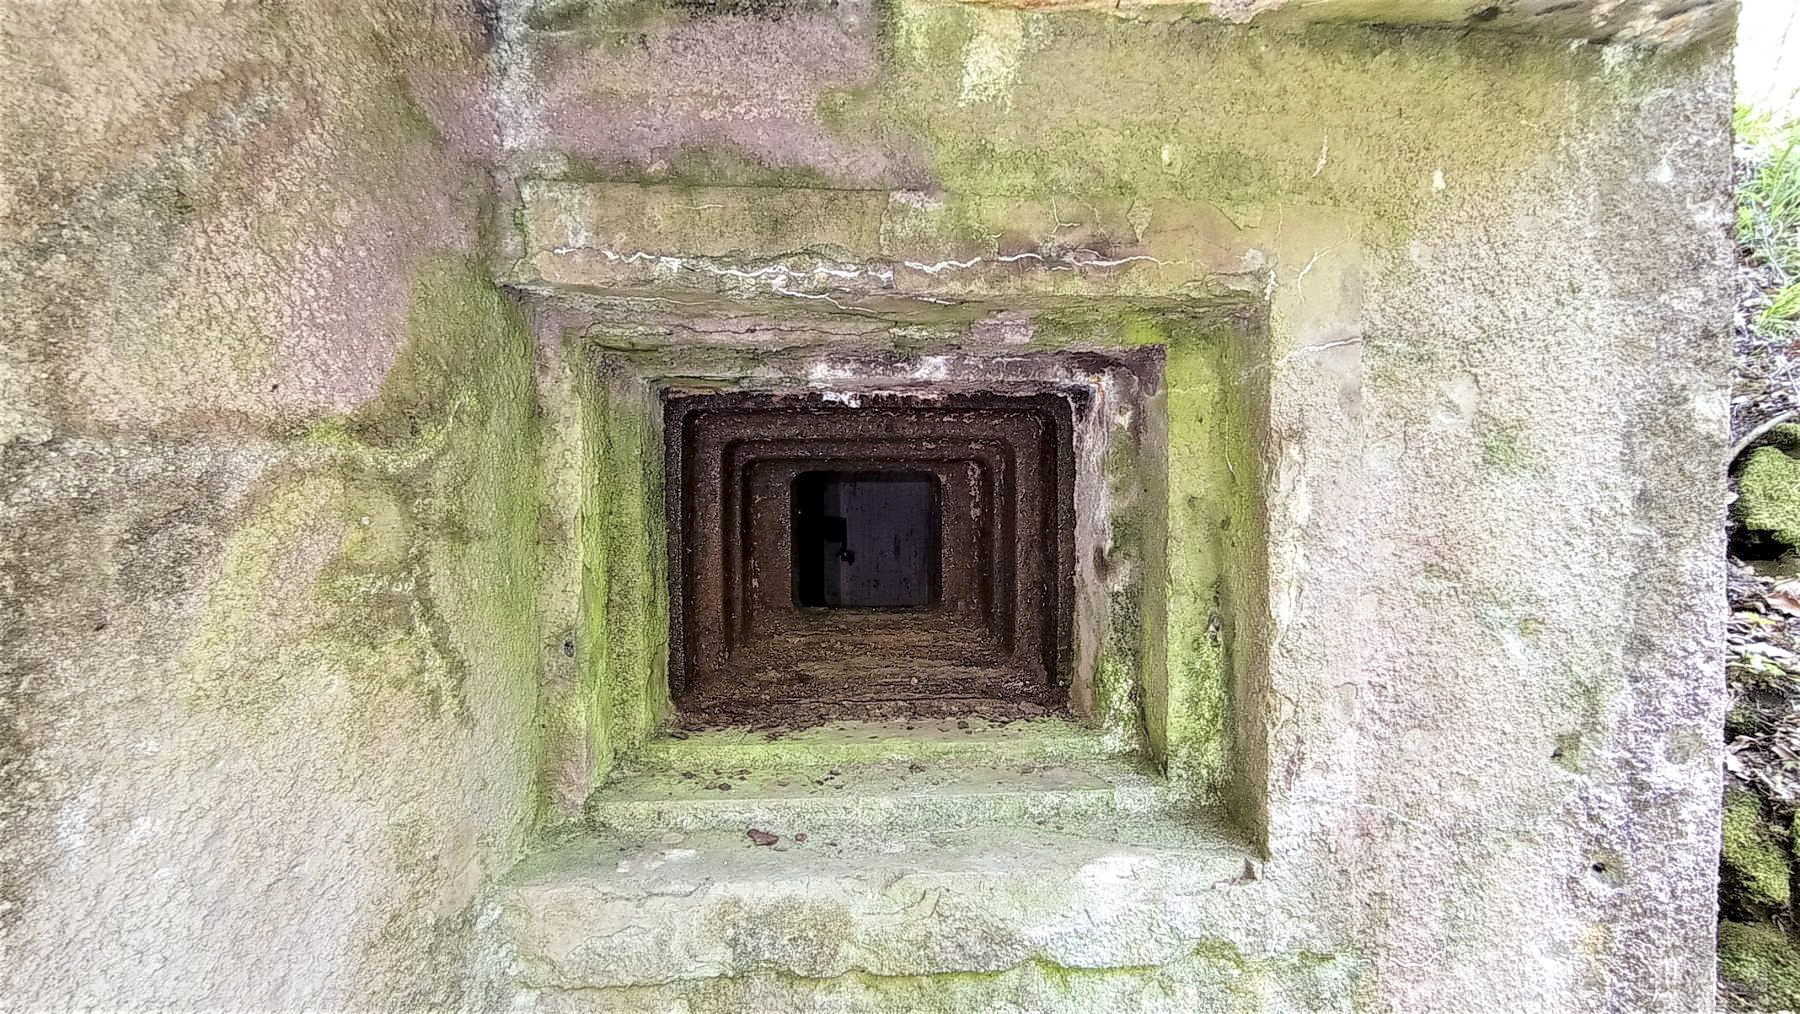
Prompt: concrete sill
<box><xmin>501</xmin><ymin>720</ymin><xmax>1257</xmax><ymax>992</ymax></box>
<box><xmin>501</xmin><ymin>811</ymin><xmax>1253</xmax><ymax>990</ymax></box>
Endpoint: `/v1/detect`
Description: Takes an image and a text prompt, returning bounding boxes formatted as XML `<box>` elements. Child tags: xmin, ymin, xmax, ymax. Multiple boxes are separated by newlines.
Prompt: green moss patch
<box><xmin>1722</xmin><ymin>921</ymin><xmax>1800</xmax><ymax>1013</ymax></box>
<box><xmin>1723</xmin><ymin>789</ymin><xmax>1793</xmax><ymax>913</ymax></box>
<box><xmin>574</xmin><ymin>359</ymin><xmax>670</xmax><ymax>783</ymax></box>
<box><xmin>1738</xmin><ymin>442</ymin><xmax>1800</xmax><ymax>549</ymax></box>
<box><xmin>180</xmin><ymin>257</ymin><xmax>543</xmax><ymax>764</ymax></box>
<box><xmin>864</xmin><ymin>5</ymin><xmax>1608</xmax><ymax>237</ymax></box>
<box><xmin>1161</xmin><ymin>319</ymin><xmax>1261</xmax><ymax>795</ymax></box>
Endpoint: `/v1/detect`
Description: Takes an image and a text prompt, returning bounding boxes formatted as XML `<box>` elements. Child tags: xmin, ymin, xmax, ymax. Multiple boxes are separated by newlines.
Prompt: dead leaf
<box><xmin>1769</xmin><ymin>588</ymin><xmax>1800</xmax><ymax>616</ymax></box>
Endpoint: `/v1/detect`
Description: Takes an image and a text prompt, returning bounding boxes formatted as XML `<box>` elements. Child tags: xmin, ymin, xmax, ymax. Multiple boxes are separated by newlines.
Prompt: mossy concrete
<box><xmin>522</xmin><ymin>335</ymin><xmax>1186</xmax><ymax>806</ymax></box>
<box><xmin>502</xmin><ymin>817</ymin><xmax>1354</xmax><ymax>1009</ymax></box>
<box><xmin>182</xmin><ymin>261</ymin><xmax>542</xmax><ymax>736</ymax></box>
<box><xmin>507</xmin><ymin>3</ymin><xmax>1652</xmax><ymax>320</ymax></box>
<box><xmin>583</xmin><ymin>361</ymin><xmax>671</xmax><ymax>763</ymax></box>
<box><xmin>0</xmin><ymin>0</ymin><xmax>1736</xmax><ymax>1009</ymax></box>
<box><xmin>529</xmin><ymin>947</ymin><xmax>1359</xmax><ymax>1014</ymax></box>
<box><xmin>1</xmin><ymin>2</ymin><xmax>491</xmax><ymax>442</ymax></box>
<box><xmin>0</xmin><ymin>3</ymin><xmax>540</xmax><ymax>1009</ymax></box>
<box><xmin>524</xmin><ymin>348</ymin><xmax>675</xmax><ymax>809</ymax></box>
<box><xmin>4</xmin><ymin>254</ymin><xmax>550</xmax><ymax>1009</ymax></box>
<box><xmin>937</xmin><ymin>0</ymin><xmax>1731</xmax><ymax>48</ymax></box>
<box><xmin>495</xmin><ymin>0</ymin><xmax>1735</xmax><ymax>1008</ymax></box>
<box><xmin>584</xmin><ymin>752</ymin><xmax>1171</xmax><ymax>834</ymax></box>
<box><xmin>630</xmin><ymin>716</ymin><xmax>1122</xmax><ymax>770</ymax></box>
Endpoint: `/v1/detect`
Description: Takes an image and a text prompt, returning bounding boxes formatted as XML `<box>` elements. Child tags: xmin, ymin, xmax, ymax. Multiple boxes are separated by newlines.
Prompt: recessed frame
<box><xmin>664</xmin><ymin>390</ymin><xmax>1074</xmax><ymax>722</ymax></box>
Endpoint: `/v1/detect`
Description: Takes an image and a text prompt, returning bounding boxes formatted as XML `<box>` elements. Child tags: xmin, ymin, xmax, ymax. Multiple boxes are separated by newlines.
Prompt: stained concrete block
<box><xmin>1</xmin><ymin>0</ymin><xmax>1736</xmax><ymax>1010</ymax></box>
<box><xmin>515</xmin><ymin>180</ymin><xmax>1245</xmax><ymax>301</ymax></box>
<box><xmin>499</xmin><ymin>1</ymin><xmax>1735</xmax><ymax>1010</ymax></box>
<box><xmin>585</xmin><ymin>751</ymin><xmax>1173</xmax><ymax>833</ymax></box>
<box><xmin>523</xmin><ymin>180</ymin><xmax>888</xmax><ymax>262</ymax></box>
<box><xmin>501</xmin><ymin>819</ymin><xmax>1348</xmax><ymax>998</ymax></box>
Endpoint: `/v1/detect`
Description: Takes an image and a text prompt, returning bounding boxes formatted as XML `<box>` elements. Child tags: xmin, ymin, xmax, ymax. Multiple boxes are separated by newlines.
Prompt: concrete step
<box><xmin>499</xmin><ymin>815</ymin><xmax>1360</xmax><ymax>1013</ymax></box>
<box><xmin>586</xmin><ymin>717</ymin><xmax>1165</xmax><ymax>835</ymax></box>
<box><xmin>584</xmin><ymin>751</ymin><xmax>1172</xmax><ymax>835</ymax></box>
<box><xmin>512</xmin><ymin>722</ymin><xmax>1363</xmax><ymax>1011</ymax></box>
<box><xmin>635</xmin><ymin>716</ymin><xmax>1133</xmax><ymax>770</ymax></box>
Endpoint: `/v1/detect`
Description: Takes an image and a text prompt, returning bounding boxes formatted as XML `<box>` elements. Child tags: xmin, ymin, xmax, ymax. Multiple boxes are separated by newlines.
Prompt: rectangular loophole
<box><xmin>792</xmin><ymin>470</ymin><xmax>941</xmax><ymax>609</ymax></box>
<box><xmin>663</xmin><ymin>387</ymin><xmax>1076</xmax><ymax>724</ymax></box>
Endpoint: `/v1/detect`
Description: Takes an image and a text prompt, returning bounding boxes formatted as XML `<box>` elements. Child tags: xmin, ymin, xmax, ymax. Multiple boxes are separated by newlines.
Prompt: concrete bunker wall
<box><xmin>527</xmin><ymin>316</ymin><xmax>1269</xmax><ymax>822</ymax></box>
<box><xmin>0</xmin><ymin>3</ymin><xmax>544</xmax><ymax>1009</ymax></box>
<box><xmin>499</xmin><ymin>0</ymin><xmax>1736</xmax><ymax>1007</ymax></box>
<box><xmin>0</xmin><ymin>0</ymin><xmax>1737</xmax><ymax>1010</ymax></box>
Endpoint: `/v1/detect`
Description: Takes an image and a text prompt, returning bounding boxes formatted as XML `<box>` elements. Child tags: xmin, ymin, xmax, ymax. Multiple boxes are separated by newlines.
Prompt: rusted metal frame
<box><xmin>664</xmin><ymin>390</ymin><xmax>1075</xmax><ymax>715</ymax></box>
<box><xmin>697</xmin><ymin>417</ymin><xmax>1044</xmax><ymax>689</ymax></box>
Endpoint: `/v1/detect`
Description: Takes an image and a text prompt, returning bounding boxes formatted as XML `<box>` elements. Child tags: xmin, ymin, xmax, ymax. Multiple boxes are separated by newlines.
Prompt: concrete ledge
<box><xmin>586</xmin><ymin>753</ymin><xmax>1172</xmax><ymax>834</ymax></box>
<box><xmin>631</xmin><ymin>717</ymin><xmax>1127</xmax><ymax>770</ymax></box>
<box><xmin>947</xmin><ymin>0</ymin><xmax>1731</xmax><ymax>47</ymax></box>
<box><xmin>525</xmin><ymin>946</ymin><xmax>1360</xmax><ymax>1013</ymax></box>
<box><xmin>500</xmin><ymin>817</ymin><xmax>1348</xmax><ymax>995</ymax></box>
<box><xmin>524</xmin><ymin>181</ymin><xmax>887</xmax><ymax>262</ymax></box>
<box><xmin>514</xmin><ymin>180</ymin><xmax>1262</xmax><ymax>306</ymax></box>
<box><xmin>513</xmin><ymin>0</ymin><xmax>1732</xmax><ymax>47</ymax></box>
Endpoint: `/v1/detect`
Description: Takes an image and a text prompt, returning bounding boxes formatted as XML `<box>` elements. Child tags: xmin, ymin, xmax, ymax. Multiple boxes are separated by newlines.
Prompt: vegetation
<box><xmin>1724</xmin><ymin>106</ymin><xmax>1800</xmax><ymax>1014</ymax></box>
<box><xmin>1738</xmin><ymin>106</ymin><xmax>1800</xmax><ymax>338</ymax></box>
<box><xmin>1722</xmin><ymin>921</ymin><xmax>1800</xmax><ymax>1013</ymax></box>
<box><xmin>1723</xmin><ymin>789</ymin><xmax>1793</xmax><ymax>911</ymax></box>
<box><xmin>1737</xmin><ymin>440</ymin><xmax>1800</xmax><ymax>549</ymax></box>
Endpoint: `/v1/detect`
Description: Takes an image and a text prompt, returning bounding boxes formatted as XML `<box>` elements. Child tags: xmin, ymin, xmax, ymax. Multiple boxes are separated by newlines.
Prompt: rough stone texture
<box><xmin>1</xmin><ymin>0</ymin><xmax>1735</xmax><ymax>1010</ymax></box>
<box><xmin>0</xmin><ymin>3</ymin><xmax>544</xmax><ymax>1009</ymax></box>
<box><xmin>504</xmin><ymin>820</ymin><xmax>1348</xmax><ymax>1006</ymax></box>
<box><xmin>525</xmin><ymin>336</ymin><xmax>1184</xmax><ymax>805</ymax></box>
<box><xmin>498</xmin><ymin>1</ymin><xmax>1736</xmax><ymax>1010</ymax></box>
<box><xmin>582</xmin><ymin>748</ymin><xmax>1172</xmax><ymax>834</ymax></box>
<box><xmin>966</xmin><ymin>0</ymin><xmax>1733</xmax><ymax>47</ymax></box>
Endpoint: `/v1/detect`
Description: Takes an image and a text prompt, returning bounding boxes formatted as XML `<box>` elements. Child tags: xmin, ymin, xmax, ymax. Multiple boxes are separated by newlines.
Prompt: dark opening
<box><xmin>664</xmin><ymin>388</ymin><xmax>1077</xmax><ymax>723</ymax></box>
<box><xmin>792</xmin><ymin>470</ymin><xmax>940</xmax><ymax>609</ymax></box>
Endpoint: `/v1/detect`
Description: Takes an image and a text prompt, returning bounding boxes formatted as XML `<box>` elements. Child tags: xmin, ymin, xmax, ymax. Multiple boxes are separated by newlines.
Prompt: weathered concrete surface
<box><xmin>524</xmin><ymin>333</ymin><xmax>1193</xmax><ymax>806</ymax></box>
<box><xmin>964</xmin><ymin>0</ymin><xmax>1732</xmax><ymax>47</ymax></box>
<box><xmin>0</xmin><ymin>2</ymin><xmax>543</xmax><ymax>1009</ymax></box>
<box><xmin>503</xmin><ymin>819</ymin><xmax>1352</xmax><ymax>1009</ymax></box>
<box><xmin>584</xmin><ymin>750</ymin><xmax>1171</xmax><ymax>834</ymax></box>
<box><xmin>518</xmin><ymin>179</ymin><xmax>1257</xmax><ymax>303</ymax></box>
<box><xmin>0</xmin><ymin>0</ymin><xmax>1735</xmax><ymax>1010</ymax></box>
<box><xmin>500</xmin><ymin>0</ymin><xmax>1737</xmax><ymax>1010</ymax></box>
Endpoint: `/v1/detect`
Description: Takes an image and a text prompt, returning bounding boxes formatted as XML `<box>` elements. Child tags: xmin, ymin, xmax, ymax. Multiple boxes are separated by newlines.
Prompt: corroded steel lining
<box><xmin>665</xmin><ymin>390</ymin><xmax>1075</xmax><ymax>723</ymax></box>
